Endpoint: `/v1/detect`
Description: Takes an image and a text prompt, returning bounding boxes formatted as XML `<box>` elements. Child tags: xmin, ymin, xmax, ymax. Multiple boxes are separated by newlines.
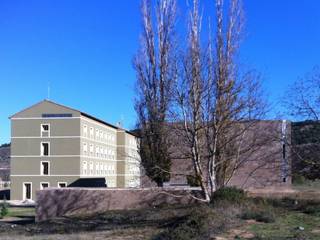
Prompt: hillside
<box><xmin>0</xmin><ymin>143</ymin><xmax>10</xmax><ymax>181</ymax></box>
<box><xmin>291</xmin><ymin>121</ymin><xmax>320</xmax><ymax>180</ymax></box>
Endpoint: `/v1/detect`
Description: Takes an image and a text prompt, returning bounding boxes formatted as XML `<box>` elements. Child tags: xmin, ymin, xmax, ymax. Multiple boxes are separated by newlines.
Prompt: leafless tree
<box><xmin>134</xmin><ymin>0</ymin><xmax>177</xmax><ymax>186</ymax></box>
<box><xmin>283</xmin><ymin>66</ymin><xmax>320</xmax><ymax>121</ymax></box>
<box><xmin>174</xmin><ymin>0</ymin><xmax>267</xmax><ymax>201</ymax></box>
<box><xmin>283</xmin><ymin>67</ymin><xmax>320</xmax><ymax>180</ymax></box>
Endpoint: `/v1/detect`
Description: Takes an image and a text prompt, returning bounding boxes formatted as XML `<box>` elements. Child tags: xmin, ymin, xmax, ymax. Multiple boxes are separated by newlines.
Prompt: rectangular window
<box><xmin>100</xmin><ymin>163</ymin><xmax>103</xmax><ymax>175</ymax></box>
<box><xmin>41</xmin><ymin>142</ymin><xmax>50</xmax><ymax>156</ymax></box>
<box><xmin>90</xmin><ymin>144</ymin><xmax>94</xmax><ymax>155</ymax></box>
<box><xmin>90</xmin><ymin>127</ymin><xmax>94</xmax><ymax>139</ymax></box>
<box><xmin>58</xmin><ymin>182</ymin><xmax>67</xmax><ymax>188</ymax></box>
<box><xmin>96</xmin><ymin>146</ymin><xmax>99</xmax><ymax>157</ymax></box>
<box><xmin>41</xmin><ymin>124</ymin><xmax>50</xmax><ymax>137</ymax></box>
<box><xmin>95</xmin><ymin>163</ymin><xmax>99</xmax><ymax>175</ymax></box>
<box><xmin>96</xmin><ymin>129</ymin><xmax>99</xmax><ymax>140</ymax></box>
<box><xmin>41</xmin><ymin>161</ymin><xmax>50</xmax><ymax>175</ymax></box>
<box><xmin>83</xmin><ymin>161</ymin><xmax>88</xmax><ymax>175</ymax></box>
<box><xmin>83</xmin><ymin>125</ymin><xmax>88</xmax><ymax>137</ymax></box>
<box><xmin>40</xmin><ymin>182</ymin><xmax>49</xmax><ymax>190</ymax></box>
<box><xmin>23</xmin><ymin>183</ymin><xmax>32</xmax><ymax>200</ymax></box>
<box><xmin>83</xmin><ymin>142</ymin><xmax>88</xmax><ymax>154</ymax></box>
<box><xmin>89</xmin><ymin>161</ymin><xmax>94</xmax><ymax>175</ymax></box>
<box><xmin>100</xmin><ymin>131</ymin><xmax>103</xmax><ymax>140</ymax></box>
<box><xmin>100</xmin><ymin>147</ymin><xmax>103</xmax><ymax>158</ymax></box>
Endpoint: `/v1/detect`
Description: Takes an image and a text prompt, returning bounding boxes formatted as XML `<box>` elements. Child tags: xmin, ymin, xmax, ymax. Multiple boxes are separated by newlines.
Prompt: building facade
<box><xmin>10</xmin><ymin>100</ymin><xmax>140</xmax><ymax>200</ymax></box>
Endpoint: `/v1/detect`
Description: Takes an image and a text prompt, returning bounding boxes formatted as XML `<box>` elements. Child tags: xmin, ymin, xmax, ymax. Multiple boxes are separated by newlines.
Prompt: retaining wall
<box><xmin>36</xmin><ymin>187</ymin><xmax>200</xmax><ymax>222</ymax></box>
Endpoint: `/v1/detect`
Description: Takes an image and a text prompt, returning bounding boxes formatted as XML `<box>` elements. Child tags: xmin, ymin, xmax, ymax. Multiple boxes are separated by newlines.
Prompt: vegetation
<box><xmin>0</xmin><ymin>198</ymin><xmax>9</xmax><ymax>218</ymax></box>
<box><xmin>0</xmin><ymin>194</ymin><xmax>319</xmax><ymax>240</ymax></box>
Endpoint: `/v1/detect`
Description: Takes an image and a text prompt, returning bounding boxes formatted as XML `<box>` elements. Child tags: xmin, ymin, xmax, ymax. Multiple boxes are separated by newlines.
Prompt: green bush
<box><xmin>292</xmin><ymin>174</ymin><xmax>306</xmax><ymax>185</ymax></box>
<box><xmin>0</xmin><ymin>198</ymin><xmax>9</xmax><ymax>218</ymax></box>
<box><xmin>240</xmin><ymin>209</ymin><xmax>275</xmax><ymax>223</ymax></box>
<box><xmin>211</xmin><ymin>187</ymin><xmax>247</xmax><ymax>204</ymax></box>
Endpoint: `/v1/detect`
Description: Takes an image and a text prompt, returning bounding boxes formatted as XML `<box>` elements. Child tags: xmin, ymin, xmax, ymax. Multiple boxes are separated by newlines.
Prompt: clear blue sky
<box><xmin>0</xmin><ymin>0</ymin><xmax>320</xmax><ymax>144</ymax></box>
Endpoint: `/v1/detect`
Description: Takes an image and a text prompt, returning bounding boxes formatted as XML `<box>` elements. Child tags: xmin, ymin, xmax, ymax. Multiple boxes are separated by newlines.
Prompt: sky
<box><xmin>0</xmin><ymin>0</ymin><xmax>320</xmax><ymax>144</ymax></box>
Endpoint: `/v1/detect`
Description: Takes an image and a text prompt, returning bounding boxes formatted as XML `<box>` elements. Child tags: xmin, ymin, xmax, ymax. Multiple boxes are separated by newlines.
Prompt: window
<box><xmin>100</xmin><ymin>163</ymin><xmax>103</xmax><ymax>175</ymax></box>
<box><xmin>41</xmin><ymin>161</ymin><xmax>50</xmax><ymax>175</ymax></box>
<box><xmin>41</xmin><ymin>124</ymin><xmax>50</xmax><ymax>137</ymax></box>
<box><xmin>89</xmin><ymin>161</ymin><xmax>94</xmax><ymax>175</ymax></box>
<box><xmin>83</xmin><ymin>125</ymin><xmax>88</xmax><ymax>137</ymax></box>
<box><xmin>95</xmin><ymin>163</ymin><xmax>99</xmax><ymax>175</ymax></box>
<box><xmin>58</xmin><ymin>182</ymin><xmax>67</xmax><ymax>188</ymax></box>
<box><xmin>23</xmin><ymin>183</ymin><xmax>32</xmax><ymax>200</ymax></box>
<box><xmin>96</xmin><ymin>129</ymin><xmax>99</xmax><ymax>140</ymax></box>
<box><xmin>40</xmin><ymin>182</ymin><xmax>49</xmax><ymax>190</ymax></box>
<box><xmin>83</xmin><ymin>142</ymin><xmax>88</xmax><ymax>154</ymax></box>
<box><xmin>90</xmin><ymin>144</ymin><xmax>94</xmax><ymax>155</ymax></box>
<box><xmin>41</xmin><ymin>142</ymin><xmax>50</xmax><ymax>156</ymax></box>
<box><xmin>100</xmin><ymin>131</ymin><xmax>103</xmax><ymax>140</ymax></box>
<box><xmin>96</xmin><ymin>146</ymin><xmax>99</xmax><ymax>157</ymax></box>
<box><xmin>90</xmin><ymin>127</ymin><xmax>94</xmax><ymax>139</ymax></box>
<box><xmin>100</xmin><ymin>147</ymin><xmax>103</xmax><ymax>158</ymax></box>
<box><xmin>83</xmin><ymin>161</ymin><xmax>88</xmax><ymax>175</ymax></box>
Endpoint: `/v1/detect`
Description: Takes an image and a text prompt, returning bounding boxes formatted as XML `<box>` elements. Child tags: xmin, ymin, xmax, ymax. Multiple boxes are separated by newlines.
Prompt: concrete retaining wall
<box><xmin>36</xmin><ymin>187</ymin><xmax>200</xmax><ymax>222</ymax></box>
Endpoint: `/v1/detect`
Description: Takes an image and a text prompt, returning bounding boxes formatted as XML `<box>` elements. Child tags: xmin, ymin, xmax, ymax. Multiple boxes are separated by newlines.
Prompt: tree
<box><xmin>174</xmin><ymin>0</ymin><xmax>267</xmax><ymax>201</ymax></box>
<box><xmin>134</xmin><ymin>0</ymin><xmax>177</xmax><ymax>186</ymax></box>
<box><xmin>283</xmin><ymin>67</ymin><xmax>320</xmax><ymax>180</ymax></box>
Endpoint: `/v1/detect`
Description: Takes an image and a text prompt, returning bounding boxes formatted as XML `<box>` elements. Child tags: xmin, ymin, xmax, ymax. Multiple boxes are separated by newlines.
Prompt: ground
<box><xmin>0</xmin><ymin>185</ymin><xmax>319</xmax><ymax>240</ymax></box>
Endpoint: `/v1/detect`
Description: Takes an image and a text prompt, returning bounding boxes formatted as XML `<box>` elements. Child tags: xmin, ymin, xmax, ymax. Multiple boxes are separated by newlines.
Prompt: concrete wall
<box><xmin>36</xmin><ymin>188</ymin><xmax>198</xmax><ymax>222</ymax></box>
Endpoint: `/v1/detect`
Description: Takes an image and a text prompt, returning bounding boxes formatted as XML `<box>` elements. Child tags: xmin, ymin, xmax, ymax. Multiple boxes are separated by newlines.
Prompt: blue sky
<box><xmin>0</xmin><ymin>0</ymin><xmax>320</xmax><ymax>144</ymax></box>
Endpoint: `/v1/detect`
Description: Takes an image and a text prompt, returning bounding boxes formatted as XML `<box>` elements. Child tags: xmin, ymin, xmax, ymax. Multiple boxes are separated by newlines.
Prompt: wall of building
<box><xmin>10</xmin><ymin>101</ymin><xmax>82</xmax><ymax>200</ymax></box>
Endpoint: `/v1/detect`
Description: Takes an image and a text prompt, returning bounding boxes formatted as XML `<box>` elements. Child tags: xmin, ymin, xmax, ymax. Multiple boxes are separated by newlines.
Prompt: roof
<box><xmin>10</xmin><ymin>99</ymin><xmax>138</xmax><ymax>137</ymax></box>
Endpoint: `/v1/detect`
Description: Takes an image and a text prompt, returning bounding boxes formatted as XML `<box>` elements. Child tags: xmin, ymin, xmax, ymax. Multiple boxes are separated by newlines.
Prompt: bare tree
<box><xmin>283</xmin><ymin>66</ymin><xmax>320</xmax><ymax>121</ymax></box>
<box><xmin>283</xmin><ymin>67</ymin><xmax>320</xmax><ymax>180</ymax></box>
<box><xmin>134</xmin><ymin>0</ymin><xmax>177</xmax><ymax>187</ymax></box>
<box><xmin>174</xmin><ymin>0</ymin><xmax>267</xmax><ymax>201</ymax></box>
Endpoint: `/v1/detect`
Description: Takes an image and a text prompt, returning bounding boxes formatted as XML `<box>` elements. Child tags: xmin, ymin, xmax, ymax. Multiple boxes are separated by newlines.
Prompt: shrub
<box><xmin>240</xmin><ymin>209</ymin><xmax>275</xmax><ymax>223</ymax></box>
<box><xmin>211</xmin><ymin>187</ymin><xmax>247</xmax><ymax>204</ymax></box>
<box><xmin>0</xmin><ymin>198</ymin><xmax>9</xmax><ymax>218</ymax></box>
<box><xmin>153</xmin><ymin>206</ymin><xmax>211</xmax><ymax>240</ymax></box>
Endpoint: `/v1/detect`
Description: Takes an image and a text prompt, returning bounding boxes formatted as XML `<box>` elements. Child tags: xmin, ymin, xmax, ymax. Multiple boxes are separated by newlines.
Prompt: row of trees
<box><xmin>134</xmin><ymin>0</ymin><xmax>319</xmax><ymax>201</ymax></box>
<box><xmin>134</xmin><ymin>0</ymin><xmax>267</xmax><ymax>202</ymax></box>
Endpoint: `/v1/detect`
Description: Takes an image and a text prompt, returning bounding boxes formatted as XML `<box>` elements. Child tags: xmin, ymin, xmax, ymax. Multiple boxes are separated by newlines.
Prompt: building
<box><xmin>142</xmin><ymin>120</ymin><xmax>292</xmax><ymax>189</ymax></box>
<box><xmin>10</xmin><ymin>100</ymin><xmax>140</xmax><ymax>200</ymax></box>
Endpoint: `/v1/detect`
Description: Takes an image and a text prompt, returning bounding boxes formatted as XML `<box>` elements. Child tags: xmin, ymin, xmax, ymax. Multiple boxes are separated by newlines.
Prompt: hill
<box><xmin>0</xmin><ymin>143</ymin><xmax>10</xmax><ymax>181</ymax></box>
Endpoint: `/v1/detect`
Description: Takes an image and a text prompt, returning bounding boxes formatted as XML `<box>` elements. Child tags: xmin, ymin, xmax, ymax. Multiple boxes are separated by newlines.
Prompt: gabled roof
<box><xmin>10</xmin><ymin>99</ymin><xmax>137</xmax><ymax>137</ymax></box>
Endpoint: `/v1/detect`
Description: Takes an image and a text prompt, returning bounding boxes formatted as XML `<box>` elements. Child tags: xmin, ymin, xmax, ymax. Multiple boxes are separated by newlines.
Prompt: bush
<box><xmin>0</xmin><ymin>198</ymin><xmax>9</xmax><ymax>218</ymax></box>
<box><xmin>240</xmin><ymin>209</ymin><xmax>275</xmax><ymax>223</ymax></box>
<box><xmin>153</xmin><ymin>206</ymin><xmax>211</xmax><ymax>240</ymax></box>
<box><xmin>211</xmin><ymin>187</ymin><xmax>247</xmax><ymax>204</ymax></box>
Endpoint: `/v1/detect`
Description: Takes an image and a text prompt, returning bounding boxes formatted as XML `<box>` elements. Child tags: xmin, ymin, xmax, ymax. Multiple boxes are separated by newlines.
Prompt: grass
<box><xmin>0</xmin><ymin>188</ymin><xmax>319</xmax><ymax>239</ymax></box>
<box><xmin>249</xmin><ymin>211</ymin><xmax>320</xmax><ymax>240</ymax></box>
<box><xmin>0</xmin><ymin>206</ymin><xmax>35</xmax><ymax>218</ymax></box>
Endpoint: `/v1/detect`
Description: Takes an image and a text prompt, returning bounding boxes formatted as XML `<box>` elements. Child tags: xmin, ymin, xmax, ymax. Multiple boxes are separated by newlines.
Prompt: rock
<box><xmin>296</xmin><ymin>226</ymin><xmax>304</xmax><ymax>231</ymax></box>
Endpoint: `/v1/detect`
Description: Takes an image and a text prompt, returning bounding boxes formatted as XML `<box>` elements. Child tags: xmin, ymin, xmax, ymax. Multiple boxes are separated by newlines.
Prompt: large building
<box><xmin>10</xmin><ymin>100</ymin><xmax>140</xmax><ymax>200</ymax></box>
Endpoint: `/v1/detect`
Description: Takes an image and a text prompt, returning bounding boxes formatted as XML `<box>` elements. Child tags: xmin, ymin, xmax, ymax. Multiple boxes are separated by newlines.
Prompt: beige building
<box><xmin>10</xmin><ymin>100</ymin><xmax>140</xmax><ymax>200</ymax></box>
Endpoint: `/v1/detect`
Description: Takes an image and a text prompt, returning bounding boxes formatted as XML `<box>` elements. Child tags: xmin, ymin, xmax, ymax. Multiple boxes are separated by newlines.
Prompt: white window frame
<box><xmin>40</xmin><ymin>161</ymin><xmax>50</xmax><ymax>175</ymax></box>
<box><xmin>89</xmin><ymin>161</ymin><xmax>94</xmax><ymax>175</ymax></box>
<box><xmin>96</xmin><ymin>129</ymin><xmax>99</xmax><ymax>140</ymax></box>
<box><xmin>82</xmin><ymin>161</ymin><xmax>88</xmax><ymax>175</ymax></box>
<box><xmin>58</xmin><ymin>182</ymin><xmax>67</xmax><ymax>188</ymax></box>
<box><xmin>83</xmin><ymin>125</ymin><xmax>88</xmax><ymax>137</ymax></box>
<box><xmin>90</xmin><ymin>127</ymin><xmax>94</xmax><ymax>139</ymax></box>
<box><xmin>40</xmin><ymin>182</ymin><xmax>50</xmax><ymax>190</ymax></box>
<box><xmin>83</xmin><ymin>142</ymin><xmax>88</xmax><ymax>154</ymax></box>
<box><xmin>95</xmin><ymin>162</ymin><xmax>99</xmax><ymax>175</ymax></box>
<box><xmin>40</xmin><ymin>142</ymin><xmax>50</xmax><ymax>156</ymax></box>
<box><xmin>23</xmin><ymin>182</ymin><xmax>32</xmax><ymax>200</ymax></box>
<box><xmin>41</xmin><ymin>123</ymin><xmax>50</xmax><ymax>137</ymax></box>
